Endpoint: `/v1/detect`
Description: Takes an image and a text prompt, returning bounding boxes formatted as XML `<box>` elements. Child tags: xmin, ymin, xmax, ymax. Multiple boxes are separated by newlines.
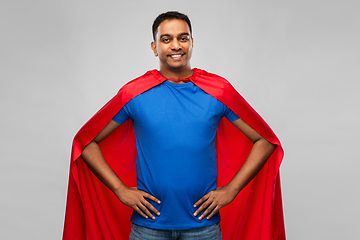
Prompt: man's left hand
<box><xmin>193</xmin><ymin>186</ymin><xmax>238</xmax><ymax>220</ymax></box>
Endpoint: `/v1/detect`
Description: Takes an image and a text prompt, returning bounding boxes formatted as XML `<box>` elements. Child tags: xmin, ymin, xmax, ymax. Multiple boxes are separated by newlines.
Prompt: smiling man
<box><xmin>150</xmin><ymin>17</ymin><xmax>193</xmax><ymax>80</ymax></box>
<box><xmin>63</xmin><ymin>11</ymin><xmax>285</xmax><ymax>240</ymax></box>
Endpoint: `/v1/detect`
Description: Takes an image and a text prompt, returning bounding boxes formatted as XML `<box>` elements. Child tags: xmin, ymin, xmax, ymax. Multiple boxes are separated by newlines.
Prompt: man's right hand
<box><xmin>115</xmin><ymin>187</ymin><xmax>161</xmax><ymax>220</ymax></box>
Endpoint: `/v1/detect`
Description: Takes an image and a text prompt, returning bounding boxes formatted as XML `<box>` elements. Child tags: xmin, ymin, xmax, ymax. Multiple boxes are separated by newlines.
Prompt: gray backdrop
<box><xmin>1</xmin><ymin>0</ymin><xmax>359</xmax><ymax>239</ymax></box>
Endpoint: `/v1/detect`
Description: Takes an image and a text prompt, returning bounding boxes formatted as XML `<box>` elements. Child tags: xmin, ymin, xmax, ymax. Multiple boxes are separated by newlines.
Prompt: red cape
<box><xmin>63</xmin><ymin>68</ymin><xmax>285</xmax><ymax>240</ymax></box>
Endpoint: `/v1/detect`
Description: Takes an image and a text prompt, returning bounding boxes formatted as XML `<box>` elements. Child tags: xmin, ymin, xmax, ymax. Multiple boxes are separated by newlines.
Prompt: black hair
<box><xmin>152</xmin><ymin>11</ymin><xmax>192</xmax><ymax>41</ymax></box>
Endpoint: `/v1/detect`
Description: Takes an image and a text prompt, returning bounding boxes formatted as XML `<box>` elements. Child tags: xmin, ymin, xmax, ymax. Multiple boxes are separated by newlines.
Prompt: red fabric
<box><xmin>63</xmin><ymin>68</ymin><xmax>285</xmax><ymax>240</ymax></box>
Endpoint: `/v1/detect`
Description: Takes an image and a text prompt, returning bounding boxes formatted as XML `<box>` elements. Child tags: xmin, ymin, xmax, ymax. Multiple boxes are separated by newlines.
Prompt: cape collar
<box><xmin>151</xmin><ymin>68</ymin><xmax>201</xmax><ymax>83</ymax></box>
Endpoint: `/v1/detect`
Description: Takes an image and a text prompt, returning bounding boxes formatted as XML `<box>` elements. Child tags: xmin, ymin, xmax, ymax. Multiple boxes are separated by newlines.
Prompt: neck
<box><xmin>159</xmin><ymin>66</ymin><xmax>193</xmax><ymax>80</ymax></box>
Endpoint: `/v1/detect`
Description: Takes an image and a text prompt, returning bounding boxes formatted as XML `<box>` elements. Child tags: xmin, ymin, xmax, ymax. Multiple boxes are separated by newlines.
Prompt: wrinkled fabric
<box><xmin>63</xmin><ymin>68</ymin><xmax>285</xmax><ymax>240</ymax></box>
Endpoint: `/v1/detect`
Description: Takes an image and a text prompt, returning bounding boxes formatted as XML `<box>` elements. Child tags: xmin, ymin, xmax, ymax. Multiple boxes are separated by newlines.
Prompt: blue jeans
<box><xmin>129</xmin><ymin>222</ymin><xmax>223</xmax><ymax>240</ymax></box>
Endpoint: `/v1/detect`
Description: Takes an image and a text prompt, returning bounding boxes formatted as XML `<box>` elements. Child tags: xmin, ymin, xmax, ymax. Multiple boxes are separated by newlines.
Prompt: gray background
<box><xmin>1</xmin><ymin>0</ymin><xmax>359</xmax><ymax>239</ymax></box>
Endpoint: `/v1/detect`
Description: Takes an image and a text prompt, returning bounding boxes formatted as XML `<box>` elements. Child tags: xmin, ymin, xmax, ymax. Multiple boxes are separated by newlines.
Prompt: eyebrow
<box><xmin>159</xmin><ymin>32</ymin><xmax>190</xmax><ymax>39</ymax></box>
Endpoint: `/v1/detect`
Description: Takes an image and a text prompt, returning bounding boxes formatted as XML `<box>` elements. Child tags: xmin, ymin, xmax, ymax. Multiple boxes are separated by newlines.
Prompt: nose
<box><xmin>170</xmin><ymin>39</ymin><xmax>182</xmax><ymax>51</ymax></box>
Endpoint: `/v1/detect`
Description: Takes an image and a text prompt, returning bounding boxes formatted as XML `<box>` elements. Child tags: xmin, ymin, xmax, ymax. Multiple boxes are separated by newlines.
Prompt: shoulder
<box><xmin>116</xmin><ymin>70</ymin><xmax>162</xmax><ymax>98</ymax></box>
<box><xmin>119</xmin><ymin>70</ymin><xmax>158</xmax><ymax>90</ymax></box>
<box><xmin>193</xmin><ymin>68</ymin><xmax>233</xmax><ymax>86</ymax></box>
<box><xmin>193</xmin><ymin>68</ymin><xmax>237</xmax><ymax>95</ymax></box>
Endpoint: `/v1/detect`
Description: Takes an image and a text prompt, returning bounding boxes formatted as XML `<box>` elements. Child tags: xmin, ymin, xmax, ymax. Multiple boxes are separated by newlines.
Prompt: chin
<box><xmin>168</xmin><ymin>62</ymin><xmax>189</xmax><ymax>69</ymax></box>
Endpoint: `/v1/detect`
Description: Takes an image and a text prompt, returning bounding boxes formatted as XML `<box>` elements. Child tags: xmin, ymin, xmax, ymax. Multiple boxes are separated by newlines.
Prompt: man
<box><xmin>63</xmin><ymin>11</ymin><xmax>285</xmax><ymax>240</ymax></box>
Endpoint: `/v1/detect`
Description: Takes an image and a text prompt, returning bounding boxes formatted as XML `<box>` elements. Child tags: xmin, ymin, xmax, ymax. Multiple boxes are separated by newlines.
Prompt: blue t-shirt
<box><xmin>112</xmin><ymin>80</ymin><xmax>239</xmax><ymax>230</ymax></box>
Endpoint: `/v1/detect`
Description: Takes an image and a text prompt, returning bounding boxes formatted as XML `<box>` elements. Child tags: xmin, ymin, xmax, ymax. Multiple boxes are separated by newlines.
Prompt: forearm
<box><xmin>194</xmin><ymin>119</ymin><xmax>278</xmax><ymax>220</ymax></box>
<box><xmin>81</xmin><ymin>141</ymin><xmax>127</xmax><ymax>193</ymax></box>
<box><xmin>81</xmin><ymin>140</ymin><xmax>161</xmax><ymax>219</ymax></box>
<box><xmin>226</xmin><ymin>138</ymin><xmax>276</xmax><ymax>194</ymax></box>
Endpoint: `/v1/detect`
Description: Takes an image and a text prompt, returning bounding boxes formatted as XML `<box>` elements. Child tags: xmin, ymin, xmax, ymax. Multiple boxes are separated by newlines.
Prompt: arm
<box><xmin>193</xmin><ymin>118</ymin><xmax>276</xmax><ymax>220</ymax></box>
<box><xmin>81</xmin><ymin>120</ymin><xmax>161</xmax><ymax>220</ymax></box>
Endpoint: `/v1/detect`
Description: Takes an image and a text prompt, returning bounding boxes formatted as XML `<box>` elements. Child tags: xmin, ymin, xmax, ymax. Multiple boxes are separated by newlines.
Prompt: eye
<box><xmin>180</xmin><ymin>36</ymin><xmax>189</xmax><ymax>42</ymax></box>
<box><xmin>161</xmin><ymin>37</ymin><xmax>170</xmax><ymax>43</ymax></box>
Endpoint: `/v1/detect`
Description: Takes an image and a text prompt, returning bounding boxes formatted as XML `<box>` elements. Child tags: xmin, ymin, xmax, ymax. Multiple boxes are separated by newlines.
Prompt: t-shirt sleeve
<box><xmin>112</xmin><ymin>102</ymin><xmax>132</xmax><ymax>124</ymax></box>
<box><xmin>223</xmin><ymin>105</ymin><xmax>240</xmax><ymax>122</ymax></box>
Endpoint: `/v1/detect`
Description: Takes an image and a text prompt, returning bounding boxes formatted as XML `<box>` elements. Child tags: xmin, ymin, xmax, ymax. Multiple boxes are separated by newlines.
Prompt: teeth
<box><xmin>171</xmin><ymin>54</ymin><xmax>182</xmax><ymax>57</ymax></box>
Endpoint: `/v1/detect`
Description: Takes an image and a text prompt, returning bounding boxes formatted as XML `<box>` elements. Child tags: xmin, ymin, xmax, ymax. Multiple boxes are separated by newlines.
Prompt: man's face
<box><xmin>151</xmin><ymin>19</ymin><xmax>193</xmax><ymax>72</ymax></box>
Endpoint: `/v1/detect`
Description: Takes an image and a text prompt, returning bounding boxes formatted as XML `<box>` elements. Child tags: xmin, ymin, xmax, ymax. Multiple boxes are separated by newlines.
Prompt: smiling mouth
<box><xmin>168</xmin><ymin>53</ymin><xmax>185</xmax><ymax>59</ymax></box>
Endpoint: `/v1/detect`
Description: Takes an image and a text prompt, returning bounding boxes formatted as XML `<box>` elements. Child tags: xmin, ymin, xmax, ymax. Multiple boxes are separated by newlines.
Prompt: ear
<box><xmin>151</xmin><ymin>41</ymin><xmax>158</xmax><ymax>57</ymax></box>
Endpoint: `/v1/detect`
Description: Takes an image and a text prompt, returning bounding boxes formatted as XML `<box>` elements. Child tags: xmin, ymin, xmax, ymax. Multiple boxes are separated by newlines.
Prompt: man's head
<box><xmin>151</xmin><ymin>11</ymin><xmax>194</xmax><ymax>77</ymax></box>
<box><xmin>152</xmin><ymin>11</ymin><xmax>192</xmax><ymax>42</ymax></box>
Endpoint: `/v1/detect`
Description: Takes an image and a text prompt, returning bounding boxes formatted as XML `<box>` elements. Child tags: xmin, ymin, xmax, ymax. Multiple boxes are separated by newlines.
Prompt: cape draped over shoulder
<box><xmin>63</xmin><ymin>68</ymin><xmax>285</xmax><ymax>240</ymax></box>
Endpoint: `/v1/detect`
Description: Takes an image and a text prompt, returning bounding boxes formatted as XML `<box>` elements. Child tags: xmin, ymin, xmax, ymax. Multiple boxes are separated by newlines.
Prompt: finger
<box><xmin>133</xmin><ymin>206</ymin><xmax>149</xmax><ymax>219</ymax></box>
<box><xmin>142</xmin><ymin>192</ymin><xmax>161</xmax><ymax>204</ymax></box>
<box><xmin>138</xmin><ymin>202</ymin><xmax>156</xmax><ymax>220</ymax></box>
<box><xmin>198</xmin><ymin>202</ymin><xmax>216</xmax><ymax>220</ymax></box>
<box><xmin>142</xmin><ymin>199</ymin><xmax>161</xmax><ymax>216</ymax></box>
<box><xmin>205</xmin><ymin>206</ymin><xmax>221</xmax><ymax>220</ymax></box>
<box><xmin>194</xmin><ymin>198</ymin><xmax>211</xmax><ymax>217</ymax></box>
<box><xmin>194</xmin><ymin>193</ymin><xmax>210</xmax><ymax>208</ymax></box>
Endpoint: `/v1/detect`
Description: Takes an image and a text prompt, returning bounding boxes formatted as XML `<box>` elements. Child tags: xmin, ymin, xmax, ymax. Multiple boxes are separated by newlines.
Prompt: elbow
<box><xmin>81</xmin><ymin>140</ymin><xmax>97</xmax><ymax>157</ymax></box>
<box><xmin>256</xmin><ymin>137</ymin><xmax>277</xmax><ymax>153</ymax></box>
